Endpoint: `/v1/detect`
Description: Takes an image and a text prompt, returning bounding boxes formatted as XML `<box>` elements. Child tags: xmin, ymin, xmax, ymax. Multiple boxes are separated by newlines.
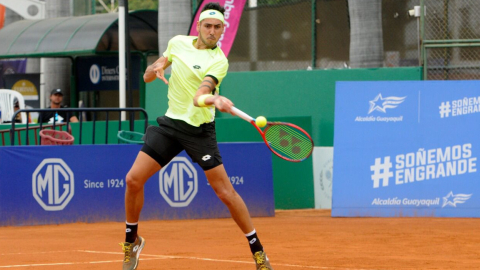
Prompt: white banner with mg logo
<box><xmin>159</xmin><ymin>157</ymin><xmax>198</xmax><ymax>207</ymax></box>
<box><xmin>32</xmin><ymin>158</ymin><xmax>75</xmax><ymax>211</ymax></box>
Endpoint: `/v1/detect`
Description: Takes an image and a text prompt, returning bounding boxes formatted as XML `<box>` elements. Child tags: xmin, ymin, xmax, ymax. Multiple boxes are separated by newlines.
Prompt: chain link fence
<box><xmin>424</xmin><ymin>46</ymin><xmax>480</xmax><ymax>80</ymax></box>
<box><xmin>227</xmin><ymin>0</ymin><xmax>422</xmax><ymax>72</ymax></box>
<box><xmin>382</xmin><ymin>0</ymin><xmax>421</xmax><ymax>67</ymax></box>
<box><xmin>422</xmin><ymin>0</ymin><xmax>480</xmax><ymax>80</ymax></box>
<box><xmin>196</xmin><ymin>0</ymin><xmax>480</xmax><ymax>77</ymax></box>
<box><xmin>423</xmin><ymin>0</ymin><xmax>480</xmax><ymax>40</ymax></box>
<box><xmin>228</xmin><ymin>0</ymin><xmax>313</xmax><ymax>71</ymax></box>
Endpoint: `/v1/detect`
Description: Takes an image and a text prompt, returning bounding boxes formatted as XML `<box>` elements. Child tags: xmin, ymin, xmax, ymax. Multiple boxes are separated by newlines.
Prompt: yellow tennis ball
<box><xmin>256</xmin><ymin>116</ymin><xmax>267</xmax><ymax>128</ymax></box>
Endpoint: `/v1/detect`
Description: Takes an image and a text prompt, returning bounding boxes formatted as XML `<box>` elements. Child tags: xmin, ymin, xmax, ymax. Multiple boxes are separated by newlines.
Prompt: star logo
<box><xmin>442</xmin><ymin>191</ymin><xmax>472</xmax><ymax>207</ymax></box>
<box><xmin>48</xmin><ymin>113</ymin><xmax>65</xmax><ymax>123</ymax></box>
<box><xmin>368</xmin><ymin>94</ymin><xmax>406</xmax><ymax>114</ymax></box>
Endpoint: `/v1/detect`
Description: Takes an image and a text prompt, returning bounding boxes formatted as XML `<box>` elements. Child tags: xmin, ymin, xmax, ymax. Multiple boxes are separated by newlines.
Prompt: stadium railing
<box><xmin>0</xmin><ymin>108</ymin><xmax>148</xmax><ymax>146</ymax></box>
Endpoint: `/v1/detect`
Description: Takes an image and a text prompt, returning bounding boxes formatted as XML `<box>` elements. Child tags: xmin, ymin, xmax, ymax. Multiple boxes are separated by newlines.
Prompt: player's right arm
<box><xmin>143</xmin><ymin>56</ymin><xmax>171</xmax><ymax>84</ymax></box>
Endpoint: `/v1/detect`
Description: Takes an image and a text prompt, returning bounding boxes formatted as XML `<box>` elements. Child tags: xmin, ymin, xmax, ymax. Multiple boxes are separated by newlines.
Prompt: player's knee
<box><xmin>215</xmin><ymin>189</ymin><xmax>237</xmax><ymax>206</ymax></box>
<box><xmin>126</xmin><ymin>172</ymin><xmax>144</xmax><ymax>193</ymax></box>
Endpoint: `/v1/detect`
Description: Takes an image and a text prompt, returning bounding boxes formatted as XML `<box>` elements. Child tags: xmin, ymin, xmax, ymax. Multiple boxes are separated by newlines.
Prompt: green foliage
<box><xmin>128</xmin><ymin>0</ymin><xmax>158</xmax><ymax>10</ymax></box>
<box><xmin>95</xmin><ymin>0</ymin><xmax>158</xmax><ymax>14</ymax></box>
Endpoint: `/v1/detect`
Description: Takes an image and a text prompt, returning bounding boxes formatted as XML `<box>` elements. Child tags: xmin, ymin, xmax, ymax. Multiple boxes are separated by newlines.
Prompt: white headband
<box><xmin>199</xmin><ymin>9</ymin><xmax>225</xmax><ymax>24</ymax></box>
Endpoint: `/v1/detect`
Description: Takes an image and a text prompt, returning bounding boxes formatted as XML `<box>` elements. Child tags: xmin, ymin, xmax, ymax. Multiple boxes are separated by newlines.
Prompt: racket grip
<box><xmin>231</xmin><ymin>107</ymin><xmax>254</xmax><ymax>122</ymax></box>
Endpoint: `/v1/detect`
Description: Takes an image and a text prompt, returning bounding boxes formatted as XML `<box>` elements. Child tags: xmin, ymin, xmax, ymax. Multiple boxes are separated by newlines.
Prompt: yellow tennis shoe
<box><xmin>253</xmin><ymin>250</ymin><xmax>274</xmax><ymax>270</ymax></box>
<box><xmin>120</xmin><ymin>236</ymin><xmax>145</xmax><ymax>270</ymax></box>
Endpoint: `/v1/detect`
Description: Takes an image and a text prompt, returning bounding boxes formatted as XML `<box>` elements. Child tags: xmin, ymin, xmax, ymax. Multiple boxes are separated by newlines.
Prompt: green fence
<box><xmin>0</xmin><ymin>121</ymin><xmax>147</xmax><ymax>146</ymax></box>
<box><xmin>420</xmin><ymin>0</ymin><xmax>480</xmax><ymax>80</ymax></box>
<box><xmin>146</xmin><ymin>67</ymin><xmax>422</xmax><ymax>147</ymax></box>
<box><xmin>146</xmin><ymin>67</ymin><xmax>422</xmax><ymax>209</ymax></box>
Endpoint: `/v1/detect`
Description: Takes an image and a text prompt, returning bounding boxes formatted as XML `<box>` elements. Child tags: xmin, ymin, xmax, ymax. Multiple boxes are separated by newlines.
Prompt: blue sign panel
<box><xmin>76</xmin><ymin>55</ymin><xmax>141</xmax><ymax>91</ymax></box>
<box><xmin>333</xmin><ymin>81</ymin><xmax>480</xmax><ymax>217</ymax></box>
<box><xmin>0</xmin><ymin>143</ymin><xmax>274</xmax><ymax>226</ymax></box>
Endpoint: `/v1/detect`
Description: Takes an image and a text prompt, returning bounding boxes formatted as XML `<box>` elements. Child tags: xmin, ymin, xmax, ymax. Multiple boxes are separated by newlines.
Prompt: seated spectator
<box><xmin>13</xmin><ymin>100</ymin><xmax>22</xmax><ymax>123</ymax></box>
<box><xmin>39</xmin><ymin>89</ymin><xmax>79</xmax><ymax>123</ymax></box>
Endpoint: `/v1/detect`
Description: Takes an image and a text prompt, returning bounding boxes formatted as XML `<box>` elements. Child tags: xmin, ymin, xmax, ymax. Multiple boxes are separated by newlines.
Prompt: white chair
<box><xmin>0</xmin><ymin>89</ymin><xmax>27</xmax><ymax>124</ymax></box>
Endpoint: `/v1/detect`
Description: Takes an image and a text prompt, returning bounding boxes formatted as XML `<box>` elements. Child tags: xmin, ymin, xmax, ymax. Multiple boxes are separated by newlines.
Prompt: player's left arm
<box><xmin>193</xmin><ymin>57</ymin><xmax>232</xmax><ymax>113</ymax></box>
<box><xmin>193</xmin><ymin>76</ymin><xmax>233</xmax><ymax>113</ymax></box>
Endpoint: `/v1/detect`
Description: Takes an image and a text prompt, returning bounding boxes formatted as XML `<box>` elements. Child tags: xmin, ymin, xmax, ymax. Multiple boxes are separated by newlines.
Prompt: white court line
<box><xmin>0</xmin><ymin>251</ymin><xmax>73</xmax><ymax>256</ymax></box>
<box><xmin>81</xmin><ymin>250</ymin><xmax>385</xmax><ymax>270</ymax></box>
<box><xmin>0</xmin><ymin>258</ymin><xmax>164</xmax><ymax>268</ymax></box>
<box><xmin>0</xmin><ymin>249</ymin><xmax>387</xmax><ymax>270</ymax></box>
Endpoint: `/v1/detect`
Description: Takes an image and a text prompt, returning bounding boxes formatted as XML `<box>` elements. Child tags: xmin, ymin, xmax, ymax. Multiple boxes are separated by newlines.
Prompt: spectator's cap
<box><xmin>51</xmin><ymin>89</ymin><xmax>63</xmax><ymax>96</ymax></box>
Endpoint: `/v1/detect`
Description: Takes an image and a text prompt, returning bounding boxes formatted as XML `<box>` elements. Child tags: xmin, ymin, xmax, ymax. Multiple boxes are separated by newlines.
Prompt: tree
<box><xmin>348</xmin><ymin>0</ymin><xmax>384</xmax><ymax>68</ymax></box>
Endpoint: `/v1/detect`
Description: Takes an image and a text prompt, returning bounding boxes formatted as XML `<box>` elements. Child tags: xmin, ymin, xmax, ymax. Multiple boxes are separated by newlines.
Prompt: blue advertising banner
<box><xmin>76</xmin><ymin>55</ymin><xmax>140</xmax><ymax>91</ymax></box>
<box><xmin>0</xmin><ymin>143</ymin><xmax>274</xmax><ymax>226</ymax></box>
<box><xmin>333</xmin><ymin>81</ymin><xmax>480</xmax><ymax>217</ymax></box>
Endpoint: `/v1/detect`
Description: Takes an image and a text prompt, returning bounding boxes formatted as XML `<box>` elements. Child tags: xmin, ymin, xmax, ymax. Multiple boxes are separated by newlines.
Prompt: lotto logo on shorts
<box><xmin>159</xmin><ymin>157</ymin><xmax>198</xmax><ymax>207</ymax></box>
<box><xmin>32</xmin><ymin>158</ymin><xmax>75</xmax><ymax>211</ymax></box>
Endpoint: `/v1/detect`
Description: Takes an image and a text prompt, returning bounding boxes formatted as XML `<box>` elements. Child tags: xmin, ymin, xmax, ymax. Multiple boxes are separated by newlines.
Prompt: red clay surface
<box><xmin>2</xmin><ymin>209</ymin><xmax>480</xmax><ymax>269</ymax></box>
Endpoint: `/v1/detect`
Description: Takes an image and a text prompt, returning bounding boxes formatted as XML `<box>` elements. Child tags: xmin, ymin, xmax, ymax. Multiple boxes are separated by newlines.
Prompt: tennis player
<box><xmin>119</xmin><ymin>2</ymin><xmax>274</xmax><ymax>270</ymax></box>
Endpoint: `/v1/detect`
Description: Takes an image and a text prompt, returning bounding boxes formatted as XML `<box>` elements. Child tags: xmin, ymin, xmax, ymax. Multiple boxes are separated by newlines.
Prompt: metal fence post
<box><xmin>311</xmin><ymin>0</ymin><xmax>316</xmax><ymax>69</ymax></box>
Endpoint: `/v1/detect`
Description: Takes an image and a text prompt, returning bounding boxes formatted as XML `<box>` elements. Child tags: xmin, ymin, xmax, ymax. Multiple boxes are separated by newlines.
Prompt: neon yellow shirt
<box><xmin>163</xmin><ymin>35</ymin><xmax>228</xmax><ymax>127</ymax></box>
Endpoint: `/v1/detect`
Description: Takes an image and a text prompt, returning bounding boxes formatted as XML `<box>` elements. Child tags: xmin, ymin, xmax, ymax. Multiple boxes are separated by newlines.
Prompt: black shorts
<box><xmin>141</xmin><ymin>116</ymin><xmax>223</xmax><ymax>171</ymax></box>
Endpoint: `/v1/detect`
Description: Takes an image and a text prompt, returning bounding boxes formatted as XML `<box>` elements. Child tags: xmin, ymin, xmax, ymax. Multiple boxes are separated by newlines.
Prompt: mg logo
<box><xmin>159</xmin><ymin>157</ymin><xmax>198</xmax><ymax>207</ymax></box>
<box><xmin>32</xmin><ymin>158</ymin><xmax>75</xmax><ymax>211</ymax></box>
<box><xmin>89</xmin><ymin>64</ymin><xmax>101</xmax><ymax>84</ymax></box>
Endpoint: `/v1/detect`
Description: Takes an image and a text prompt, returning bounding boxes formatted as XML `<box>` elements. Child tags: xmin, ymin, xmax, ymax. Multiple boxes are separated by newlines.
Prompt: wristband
<box><xmin>197</xmin><ymin>94</ymin><xmax>213</xmax><ymax>107</ymax></box>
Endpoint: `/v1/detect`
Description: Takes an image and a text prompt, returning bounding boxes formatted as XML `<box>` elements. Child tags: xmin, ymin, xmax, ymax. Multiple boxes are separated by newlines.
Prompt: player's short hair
<box><xmin>202</xmin><ymin>2</ymin><xmax>225</xmax><ymax>15</ymax></box>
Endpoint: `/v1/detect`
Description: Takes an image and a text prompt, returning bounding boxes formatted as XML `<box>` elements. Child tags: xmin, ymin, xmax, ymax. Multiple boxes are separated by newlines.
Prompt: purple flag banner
<box><xmin>189</xmin><ymin>0</ymin><xmax>247</xmax><ymax>57</ymax></box>
<box><xmin>0</xmin><ymin>59</ymin><xmax>27</xmax><ymax>88</ymax></box>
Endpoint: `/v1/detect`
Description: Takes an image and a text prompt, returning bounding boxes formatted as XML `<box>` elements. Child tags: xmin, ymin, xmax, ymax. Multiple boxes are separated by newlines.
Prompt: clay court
<box><xmin>2</xmin><ymin>209</ymin><xmax>479</xmax><ymax>269</ymax></box>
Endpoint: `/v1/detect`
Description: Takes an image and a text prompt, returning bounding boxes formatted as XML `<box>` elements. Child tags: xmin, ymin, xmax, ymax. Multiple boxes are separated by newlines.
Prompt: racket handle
<box><xmin>231</xmin><ymin>107</ymin><xmax>254</xmax><ymax>122</ymax></box>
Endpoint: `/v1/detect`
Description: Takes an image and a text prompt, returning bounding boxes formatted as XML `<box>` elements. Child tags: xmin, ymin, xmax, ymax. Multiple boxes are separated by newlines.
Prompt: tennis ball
<box><xmin>256</xmin><ymin>116</ymin><xmax>267</xmax><ymax>128</ymax></box>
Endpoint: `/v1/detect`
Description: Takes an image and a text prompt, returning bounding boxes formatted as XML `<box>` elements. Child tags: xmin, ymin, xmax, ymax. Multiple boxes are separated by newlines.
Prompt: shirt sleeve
<box><xmin>205</xmin><ymin>58</ymin><xmax>228</xmax><ymax>86</ymax></box>
<box><xmin>162</xmin><ymin>36</ymin><xmax>176</xmax><ymax>62</ymax></box>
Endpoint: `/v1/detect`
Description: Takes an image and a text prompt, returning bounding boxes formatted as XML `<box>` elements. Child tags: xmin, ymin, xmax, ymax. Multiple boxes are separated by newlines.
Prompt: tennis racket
<box><xmin>231</xmin><ymin>107</ymin><xmax>314</xmax><ymax>162</ymax></box>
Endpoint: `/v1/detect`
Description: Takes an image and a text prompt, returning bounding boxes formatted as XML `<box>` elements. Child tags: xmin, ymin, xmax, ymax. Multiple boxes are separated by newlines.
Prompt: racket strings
<box><xmin>264</xmin><ymin>124</ymin><xmax>313</xmax><ymax>161</ymax></box>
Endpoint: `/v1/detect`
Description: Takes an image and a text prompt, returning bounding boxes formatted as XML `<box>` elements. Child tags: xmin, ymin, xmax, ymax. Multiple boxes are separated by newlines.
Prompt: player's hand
<box><xmin>153</xmin><ymin>64</ymin><xmax>168</xmax><ymax>85</ymax></box>
<box><xmin>213</xmin><ymin>96</ymin><xmax>234</xmax><ymax>114</ymax></box>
